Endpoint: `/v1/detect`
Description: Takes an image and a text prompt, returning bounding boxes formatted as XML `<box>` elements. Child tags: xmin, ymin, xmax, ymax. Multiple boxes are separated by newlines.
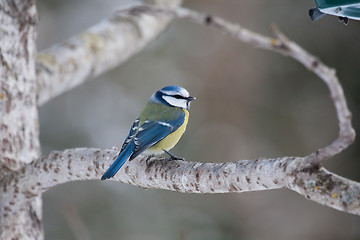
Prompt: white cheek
<box><xmin>163</xmin><ymin>96</ymin><xmax>187</xmax><ymax>109</ymax></box>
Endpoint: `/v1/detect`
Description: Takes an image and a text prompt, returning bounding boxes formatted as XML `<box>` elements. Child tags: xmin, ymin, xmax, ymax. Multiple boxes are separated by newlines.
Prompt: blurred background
<box><xmin>37</xmin><ymin>0</ymin><xmax>360</xmax><ymax>239</ymax></box>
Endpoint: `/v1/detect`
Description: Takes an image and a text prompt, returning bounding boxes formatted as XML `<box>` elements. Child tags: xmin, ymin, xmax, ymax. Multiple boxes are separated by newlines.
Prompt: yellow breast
<box><xmin>146</xmin><ymin>109</ymin><xmax>189</xmax><ymax>155</ymax></box>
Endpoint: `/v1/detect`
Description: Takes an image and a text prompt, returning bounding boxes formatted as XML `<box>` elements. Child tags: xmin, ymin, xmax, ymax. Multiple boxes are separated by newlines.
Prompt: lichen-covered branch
<box><xmin>11</xmin><ymin>148</ymin><xmax>360</xmax><ymax>215</ymax></box>
<box><xmin>290</xmin><ymin>166</ymin><xmax>360</xmax><ymax>214</ymax></box>
<box><xmin>36</xmin><ymin>0</ymin><xmax>181</xmax><ymax>106</ymax></box>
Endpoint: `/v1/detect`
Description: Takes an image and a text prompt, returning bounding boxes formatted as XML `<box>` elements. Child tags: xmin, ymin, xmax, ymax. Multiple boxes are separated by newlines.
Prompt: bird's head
<box><xmin>150</xmin><ymin>85</ymin><xmax>196</xmax><ymax>110</ymax></box>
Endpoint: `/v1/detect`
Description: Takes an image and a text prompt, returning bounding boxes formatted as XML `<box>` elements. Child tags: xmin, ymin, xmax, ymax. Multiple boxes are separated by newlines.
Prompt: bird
<box><xmin>101</xmin><ymin>85</ymin><xmax>196</xmax><ymax>180</ymax></box>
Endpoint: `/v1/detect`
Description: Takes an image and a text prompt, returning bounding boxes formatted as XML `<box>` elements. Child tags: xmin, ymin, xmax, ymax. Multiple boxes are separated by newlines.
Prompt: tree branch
<box><xmin>271</xmin><ymin>28</ymin><xmax>355</xmax><ymax>166</ymax></box>
<box><xmin>0</xmin><ymin>0</ymin><xmax>43</xmax><ymax>239</ymax></box>
<box><xmin>35</xmin><ymin>0</ymin><xmax>182</xmax><ymax>106</ymax></box>
<box><xmin>13</xmin><ymin>148</ymin><xmax>360</xmax><ymax>215</ymax></box>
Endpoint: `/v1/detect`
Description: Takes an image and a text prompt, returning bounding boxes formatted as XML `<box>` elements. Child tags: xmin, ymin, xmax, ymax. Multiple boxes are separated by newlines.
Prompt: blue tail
<box><xmin>101</xmin><ymin>142</ymin><xmax>136</xmax><ymax>180</ymax></box>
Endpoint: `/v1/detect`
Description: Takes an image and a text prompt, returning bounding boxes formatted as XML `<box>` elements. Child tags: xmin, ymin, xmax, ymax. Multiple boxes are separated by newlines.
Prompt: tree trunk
<box><xmin>0</xmin><ymin>0</ymin><xmax>43</xmax><ymax>239</ymax></box>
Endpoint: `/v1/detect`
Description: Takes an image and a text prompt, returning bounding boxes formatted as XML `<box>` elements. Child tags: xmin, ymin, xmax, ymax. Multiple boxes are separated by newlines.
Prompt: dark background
<box><xmin>37</xmin><ymin>0</ymin><xmax>360</xmax><ymax>239</ymax></box>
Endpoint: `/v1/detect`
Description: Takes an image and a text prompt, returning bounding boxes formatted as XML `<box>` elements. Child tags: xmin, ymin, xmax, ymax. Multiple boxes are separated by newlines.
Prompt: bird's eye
<box><xmin>173</xmin><ymin>94</ymin><xmax>184</xmax><ymax>99</ymax></box>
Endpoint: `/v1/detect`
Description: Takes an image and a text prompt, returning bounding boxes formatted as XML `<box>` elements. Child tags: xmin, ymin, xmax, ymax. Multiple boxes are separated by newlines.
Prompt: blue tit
<box><xmin>101</xmin><ymin>85</ymin><xmax>196</xmax><ymax>180</ymax></box>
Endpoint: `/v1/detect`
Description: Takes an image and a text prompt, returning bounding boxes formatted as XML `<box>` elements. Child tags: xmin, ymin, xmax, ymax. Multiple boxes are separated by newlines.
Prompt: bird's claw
<box><xmin>145</xmin><ymin>154</ymin><xmax>155</xmax><ymax>166</ymax></box>
<box><xmin>163</xmin><ymin>149</ymin><xmax>185</xmax><ymax>161</ymax></box>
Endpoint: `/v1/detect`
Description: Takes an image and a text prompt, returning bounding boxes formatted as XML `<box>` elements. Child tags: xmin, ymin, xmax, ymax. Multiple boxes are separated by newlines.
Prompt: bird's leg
<box><xmin>145</xmin><ymin>154</ymin><xmax>155</xmax><ymax>166</ymax></box>
<box><xmin>163</xmin><ymin>149</ymin><xmax>185</xmax><ymax>161</ymax></box>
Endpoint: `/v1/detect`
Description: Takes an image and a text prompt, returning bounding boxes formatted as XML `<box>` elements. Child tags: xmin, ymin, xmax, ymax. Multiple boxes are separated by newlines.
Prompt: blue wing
<box><xmin>130</xmin><ymin>112</ymin><xmax>185</xmax><ymax>160</ymax></box>
<box><xmin>120</xmin><ymin>118</ymin><xmax>139</xmax><ymax>152</ymax></box>
<box><xmin>101</xmin><ymin>111</ymin><xmax>185</xmax><ymax>180</ymax></box>
<box><xmin>101</xmin><ymin>118</ymin><xmax>139</xmax><ymax>180</ymax></box>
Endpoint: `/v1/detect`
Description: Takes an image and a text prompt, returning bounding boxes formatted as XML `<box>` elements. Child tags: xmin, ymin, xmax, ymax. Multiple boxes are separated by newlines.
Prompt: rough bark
<box><xmin>0</xmin><ymin>0</ymin><xmax>40</xmax><ymax>169</ymax></box>
<box><xmin>0</xmin><ymin>0</ymin><xmax>43</xmax><ymax>239</ymax></box>
<box><xmin>15</xmin><ymin>148</ymin><xmax>360</xmax><ymax>215</ymax></box>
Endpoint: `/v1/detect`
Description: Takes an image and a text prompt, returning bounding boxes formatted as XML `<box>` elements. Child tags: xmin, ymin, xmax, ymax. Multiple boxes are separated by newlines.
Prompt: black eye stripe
<box><xmin>173</xmin><ymin>94</ymin><xmax>184</xmax><ymax>99</ymax></box>
<box><xmin>163</xmin><ymin>93</ymin><xmax>184</xmax><ymax>99</ymax></box>
<box><xmin>162</xmin><ymin>92</ymin><xmax>188</xmax><ymax>100</ymax></box>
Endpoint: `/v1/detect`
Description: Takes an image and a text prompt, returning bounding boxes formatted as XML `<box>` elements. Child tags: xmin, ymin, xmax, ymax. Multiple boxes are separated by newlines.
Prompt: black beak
<box><xmin>187</xmin><ymin>96</ymin><xmax>196</xmax><ymax>102</ymax></box>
